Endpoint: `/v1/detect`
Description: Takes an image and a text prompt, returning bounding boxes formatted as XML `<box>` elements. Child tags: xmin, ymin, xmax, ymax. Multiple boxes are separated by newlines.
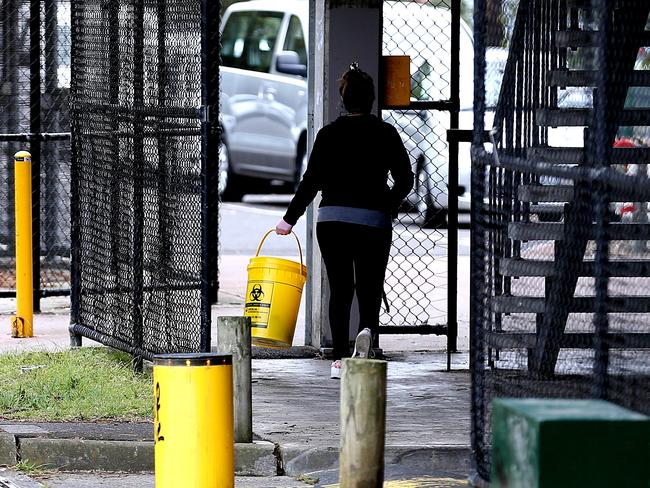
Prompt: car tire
<box><xmin>417</xmin><ymin>160</ymin><xmax>447</xmax><ymax>228</ymax></box>
<box><xmin>422</xmin><ymin>207</ymin><xmax>447</xmax><ymax>228</ymax></box>
<box><xmin>292</xmin><ymin>145</ymin><xmax>308</xmax><ymax>193</ymax></box>
<box><xmin>219</xmin><ymin>140</ymin><xmax>244</xmax><ymax>202</ymax></box>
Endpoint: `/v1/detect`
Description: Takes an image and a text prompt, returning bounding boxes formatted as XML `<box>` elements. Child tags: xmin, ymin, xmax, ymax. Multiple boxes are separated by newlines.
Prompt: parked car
<box><xmin>219</xmin><ymin>0</ymin><xmax>474</xmax><ymax>227</ymax></box>
<box><xmin>219</xmin><ymin>0</ymin><xmax>309</xmax><ymax>201</ymax></box>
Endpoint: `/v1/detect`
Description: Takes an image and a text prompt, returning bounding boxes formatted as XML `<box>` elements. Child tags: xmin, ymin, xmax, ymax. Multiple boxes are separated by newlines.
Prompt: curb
<box><xmin>279</xmin><ymin>444</ymin><xmax>340</xmax><ymax>476</ymax></box>
<box><xmin>0</xmin><ymin>433</ymin><xmax>17</xmax><ymax>466</ymax></box>
<box><xmin>280</xmin><ymin>444</ymin><xmax>472</xmax><ymax>477</ymax></box>
<box><xmin>235</xmin><ymin>441</ymin><xmax>277</xmax><ymax>476</ymax></box>
<box><xmin>385</xmin><ymin>445</ymin><xmax>472</xmax><ymax>473</ymax></box>
<box><xmin>0</xmin><ymin>436</ymin><xmax>278</xmax><ymax>475</ymax></box>
<box><xmin>0</xmin><ymin>433</ymin><xmax>471</xmax><ymax>477</ymax></box>
<box><xmin>20</xmin><ymin>438</ymin><xmax>153</xmax><ymax>472</ymax></box>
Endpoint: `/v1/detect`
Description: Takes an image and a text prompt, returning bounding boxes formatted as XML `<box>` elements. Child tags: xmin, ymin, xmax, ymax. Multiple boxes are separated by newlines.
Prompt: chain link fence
<box><xmin>0</xmin><ymin>0</ymin><xmax>71</xmax><ymax>304</ymax></box>
<box><xmin>380</xmin><ymin>0</ymin><xmax>467</xmax><ymax>357</ymax></box>
<box><xmin>472</xmin><ymin>0</ymin><xmax>650</xmax><ymax>481</ymax></box>
<box><xmin>70</xmin><ymin>0</ymin><xmax>219</xmax><ymax>361</ymax></box>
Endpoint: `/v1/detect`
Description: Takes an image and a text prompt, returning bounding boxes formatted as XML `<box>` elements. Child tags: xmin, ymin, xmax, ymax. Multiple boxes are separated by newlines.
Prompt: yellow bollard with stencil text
<box><xmin>153</xmin><ymin>353</ymin><xmax>234</xmax><ymax>488</ymax></box>
<box><xmin>245</xmin><ymin>230</ymin><xmax>307</xmax><ymax>348</ymax></box>
<box><xmin>11</xmin><ymin>151</ymin><xmax>33</xmax><ymax>338</ymax></box>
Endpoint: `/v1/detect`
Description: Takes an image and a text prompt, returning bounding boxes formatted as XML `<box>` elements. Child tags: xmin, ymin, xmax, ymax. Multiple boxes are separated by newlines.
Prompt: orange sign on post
<box><xmin>381</xmin><ymin>56</ymin><xmax>410</xmax><ymax>108</ymax></box>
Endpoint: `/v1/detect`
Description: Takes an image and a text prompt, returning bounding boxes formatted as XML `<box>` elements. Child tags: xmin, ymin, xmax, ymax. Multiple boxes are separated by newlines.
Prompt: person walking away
<box><xmin>276</xmin><ymin>64</ymin><xmax>414</xmax><ymax>379</ymax></box>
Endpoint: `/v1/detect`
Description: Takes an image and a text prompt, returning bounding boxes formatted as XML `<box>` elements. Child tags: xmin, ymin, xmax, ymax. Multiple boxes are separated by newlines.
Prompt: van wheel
<box><xmin>219</xmin><ymin>141</ymin><xmax>244</xmax><ymax>202</ymax></box>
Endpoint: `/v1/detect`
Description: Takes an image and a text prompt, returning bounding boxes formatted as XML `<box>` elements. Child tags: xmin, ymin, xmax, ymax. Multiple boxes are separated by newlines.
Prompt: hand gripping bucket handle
<box><xmin>247</xmin><ymin>230</ymin><xmax>306</xmax><ymax>349</ymax></box>
<box><xmin>255</xmin><ymin>229</ymin><xmax>304</xmax><ymax>268</ymax></box>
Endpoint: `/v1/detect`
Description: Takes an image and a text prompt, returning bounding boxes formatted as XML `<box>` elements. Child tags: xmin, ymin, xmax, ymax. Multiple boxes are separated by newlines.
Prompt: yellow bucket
<box><xmin>245</xmin><ymin>230</ymin><xmax>307</xmax><ymax>349</ymax></box>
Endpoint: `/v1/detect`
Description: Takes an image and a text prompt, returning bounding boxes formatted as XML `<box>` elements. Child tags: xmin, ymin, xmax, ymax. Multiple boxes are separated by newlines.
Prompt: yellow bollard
<box><xmin>11</xmin><ymin>151</ymin><xmax>33</xmax><ymax>338</ymax></box>
<box><xmin>154</xmin><ymin>353</ymin><xmax>234</xmax><ymax>488</ymax></box>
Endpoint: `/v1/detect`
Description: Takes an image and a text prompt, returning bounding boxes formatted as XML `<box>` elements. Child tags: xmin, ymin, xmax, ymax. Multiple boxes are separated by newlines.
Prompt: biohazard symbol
<box><xmin>249</xmin><ymin>284</ymin><xmax>265</xmax><ymax>302</ymax></box>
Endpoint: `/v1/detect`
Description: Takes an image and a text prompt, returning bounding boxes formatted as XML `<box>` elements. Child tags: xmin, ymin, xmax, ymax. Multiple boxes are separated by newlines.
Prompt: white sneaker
<box><xmin>352</xmin><ymin>328</ymin><xmax>372</xmax><ymax>359</ymax></box>
<box><xmin>330</xmin><ymin>360</ymin><xmax>342</xmax><ymax>379</ymax></box>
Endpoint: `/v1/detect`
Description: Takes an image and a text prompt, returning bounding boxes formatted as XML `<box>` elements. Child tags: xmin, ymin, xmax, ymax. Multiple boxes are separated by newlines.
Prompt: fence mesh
<box><xmin>472</xmin><ymin>0</ymin><xmax>650</xmax><ymax>481</ymax></box>
<box><xmin>380</xmin><ymin>0</ymin><xmax>466</xmax><ymax>347</ymax></box>
<box><xmin>70</xmin><ymin>0</ymin><xmax>218</xmax><ymax>359</ymax></box>
<box><xmin>0</xmin><ymin>0</ymin><xmax>71</xmax><ymax>298</ymax></box>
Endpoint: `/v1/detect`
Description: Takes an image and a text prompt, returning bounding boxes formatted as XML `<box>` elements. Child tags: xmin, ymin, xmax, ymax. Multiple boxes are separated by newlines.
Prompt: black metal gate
<box><xmin>380</xmin><ymin>0</ymin><xmax>463</xmax><ymax>364</ymax></box>
<box><xmin>0</xmin><ymin>0</ymin><xmax>72</xmax><ymax>308</ymax></box>
<box><xmin>472</xmin><ymin>0</ymin><xmax>650</xmax><ymax>482</ymax></box>
<box><xmin>69</xmin><ymin>0</ymin><xmax>220</xmax><ymax>363</ymax></box>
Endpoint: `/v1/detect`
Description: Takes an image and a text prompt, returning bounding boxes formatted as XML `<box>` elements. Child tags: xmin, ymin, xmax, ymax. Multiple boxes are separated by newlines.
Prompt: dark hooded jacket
<box><xmin>283</xmin><ymin>114</ymin><xmax>414</xmax><ymax>225</ymax></box>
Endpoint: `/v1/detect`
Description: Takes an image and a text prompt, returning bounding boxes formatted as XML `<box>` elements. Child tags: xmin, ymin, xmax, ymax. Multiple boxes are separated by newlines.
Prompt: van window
<box><xmin>221</xmin><ymin>11</ymin><xmax>283</xmax><ymax>73</ymax></box>
<box><xmin>282</xmin><ymin>16</ymin><xmax>307</xmax><ymax>66</ymax></box>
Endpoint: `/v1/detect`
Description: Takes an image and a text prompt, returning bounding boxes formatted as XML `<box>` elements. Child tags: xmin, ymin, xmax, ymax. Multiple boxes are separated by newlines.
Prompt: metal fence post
<box><xmin>69</xmin><ymin>0</ymin><xmax>82</xmax><ymax>348</ymax></box>
<box><xmin>447</xmin><ymin>0</ymin><xmax>461</xmax><ymax>369</ymax></box>
<box><xmin>132</xmin><ymin>0</ymin><xmax>145</xmax><ymax>370</ymax></box>
<box><xmin>155</xmin><ymin>0</ymin><xmax>172</xmax><ymax>340</ymax></box>
<box><xmin>592</xmin><ymin>0</ymin><xmax>611</xmax><ymax>400</ymax></box>
<box><xmin>4</xmin><ymin>0</ymin><xmax>19</xmax><ymax>258</ymax></box>
<box><xmin>30</xmin><ymin>0</ymin><xmax>42</xmax><ymax>313</ymax></box>
<box><xmin>43</xmin><ymin>0</ymin><xmax>57</xmax><ymax>261</ymax></box>
<box><xmin>204</xmin><ymin>0</ymin><xmax>220</xmax><ymax>308</ymax></box>
<box><xmin>470</xmin><ymin>0</ymin><xmax>488</xmax><ymax>479</ymax></box>
<box><xmin>201</xmin><ymin>0</ymin><xmax>221</xmax><ymax>350</ymax></box>
<box><xmin>108</xmin><ymin>0</ymin><xmax>120</xmax><ymax>282</ymax></box>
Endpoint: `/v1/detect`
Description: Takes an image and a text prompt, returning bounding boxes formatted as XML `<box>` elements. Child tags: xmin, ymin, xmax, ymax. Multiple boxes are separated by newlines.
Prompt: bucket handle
<box><xmin>256</xmin><ymin>229</ymin><xmax>304</xmax><ymax>268</ymax></box>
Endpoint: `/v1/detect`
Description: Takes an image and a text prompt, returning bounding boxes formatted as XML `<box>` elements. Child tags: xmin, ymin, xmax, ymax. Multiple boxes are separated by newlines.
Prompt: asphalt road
<box><xmin>219</xmin><ymin>194</ymin><xmax>471</xmax><ymax>257</ymax></box>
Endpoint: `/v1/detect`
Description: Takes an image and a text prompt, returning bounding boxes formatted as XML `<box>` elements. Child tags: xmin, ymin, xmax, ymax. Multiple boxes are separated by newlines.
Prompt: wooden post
<box><xmin>340</xmin><ymin>358</ymin><xmax>387</xmax><ymax>487</ymax></box>
<box><xmin>216</xmin><ymin>316</ymin><xmax>252</xmax><ymax>443</ymax></box>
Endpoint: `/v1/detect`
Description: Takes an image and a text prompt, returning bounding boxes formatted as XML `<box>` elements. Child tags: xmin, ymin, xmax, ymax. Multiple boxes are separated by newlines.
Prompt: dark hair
<box><xmin>339</xmin><ymin>63</ymin><xmax>375</xmax><ymax>114</ymax></box>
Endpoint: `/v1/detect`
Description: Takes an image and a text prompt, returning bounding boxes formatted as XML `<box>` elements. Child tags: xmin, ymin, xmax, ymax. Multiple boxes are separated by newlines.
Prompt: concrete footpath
<box><xmin>0</xmin><ymin>253</ymin><xmax>470</xmax><ymax>354</ymax></box>
<box><xmin>0</xmin><ymin>353</ymin><xmax>471</xmax><ymax>478</ymax></box>
<box><xmin>0</xmin><ymin>254</ymin><xmax>472</xmax><ymax>484</ymax></box>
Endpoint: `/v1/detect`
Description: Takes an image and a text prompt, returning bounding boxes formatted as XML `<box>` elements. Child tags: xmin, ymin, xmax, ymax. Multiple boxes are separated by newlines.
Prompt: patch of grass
<box><xmin>0</xmin><ymin>348</ymin><xmax>152</xmax><ymax>421</ymax></box>
<box><xmin>14</xmin><ymin>459</ymin><xmax>46</xmax><ymax>476</ymax></box>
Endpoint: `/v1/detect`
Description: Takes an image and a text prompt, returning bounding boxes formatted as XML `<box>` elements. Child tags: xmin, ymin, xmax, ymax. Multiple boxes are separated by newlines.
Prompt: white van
<box><xmin>219</xmin><ymin>0</ymin><xmax>309</xmax><ymax>201</ymax></box>
<box><xmin>219</xmin><ymin>0</ymin><xmax>473</xmax><ymax>225</ymax></box>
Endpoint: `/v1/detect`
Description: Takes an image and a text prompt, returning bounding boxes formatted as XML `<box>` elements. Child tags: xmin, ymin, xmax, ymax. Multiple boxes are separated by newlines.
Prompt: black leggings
<box><xmin>316</xmin><ymin>221</ymin><xmax>392</xmax><ymax>360</ymax></box>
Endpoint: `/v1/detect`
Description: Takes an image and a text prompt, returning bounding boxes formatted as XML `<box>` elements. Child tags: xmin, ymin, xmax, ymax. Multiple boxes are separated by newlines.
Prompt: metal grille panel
<box><xmin>0</xmin><ymin>0</ymin><xmax>71</xmax><ymax>300</ymax></box>
<box><xmin>380</xmin><ymin>0</ymin><xmax>463</xmax><ymax>350</ymax></box>
<box><xmin>71</xmin><ymin>0</ymin><xmax>218</xmax><ymax>360</ymax></box>
<box><xmin>472</xmin><ymin>0</ymin><xmax>650</xmax><ymax>481</ymax></box>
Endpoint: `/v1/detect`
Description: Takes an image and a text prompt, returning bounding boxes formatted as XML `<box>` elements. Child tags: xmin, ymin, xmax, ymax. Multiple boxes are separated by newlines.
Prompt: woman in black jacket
<box><xmin>276</xmin><ymin>64</ymin><xmax>414</xmax><ymax>379</ymax></box>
